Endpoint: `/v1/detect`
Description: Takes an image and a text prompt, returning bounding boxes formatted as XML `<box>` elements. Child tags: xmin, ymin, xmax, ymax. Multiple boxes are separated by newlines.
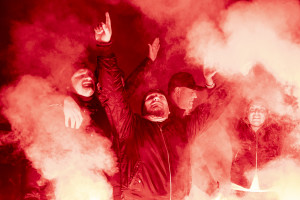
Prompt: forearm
<box><xmin>97</xmin><ymin>48</ymin><xmax>133</xmax><ymax>140</ymax></box>
<box><xmin>125</xmin><ymin>57</ymin><xmax>152</xmax><ymax>97</ymax></box>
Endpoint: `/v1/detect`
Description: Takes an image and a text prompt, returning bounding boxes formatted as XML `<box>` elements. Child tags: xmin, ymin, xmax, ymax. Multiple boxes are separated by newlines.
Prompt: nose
<box><xmin>153</xmin><ymin>96</ymin><xmax>159</xmax><ymax>101</ymax></box>
<box><xmin>84</xmin><ymin>76</ymin><xmax>92</xmax><ymax>80</ymax></box>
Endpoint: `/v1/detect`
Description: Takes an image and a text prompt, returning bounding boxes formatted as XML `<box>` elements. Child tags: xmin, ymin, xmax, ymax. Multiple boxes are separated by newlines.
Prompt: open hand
<box><xmin>63</xmin><ymin>96</ymin><xmax>83</xmax><ymax>129</ymax></box>
<box><xmin>148</xmin><ymin>37</ymin><xmax>160</xmax><ymax>62</ymax></box>
<box><xmin>203</xmin><ymin>67</ymin><xmax>217</xmax><ymax>87</ymax></box>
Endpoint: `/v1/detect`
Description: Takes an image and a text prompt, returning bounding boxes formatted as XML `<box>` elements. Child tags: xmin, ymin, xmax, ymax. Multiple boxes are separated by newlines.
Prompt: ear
<box><xmin>174</xmin><ymin>87</ymin><xmax>181</xmax><ymax>96</ymax></box>
<box><xmin>121</xmin><ymin>77</ymin><xmax>125</xmax><ymax>87</ymax></box>
<box><xmin>96</xmin><ymin>83</ymin><xmax>102</xmax><ymax>92</ymax></box>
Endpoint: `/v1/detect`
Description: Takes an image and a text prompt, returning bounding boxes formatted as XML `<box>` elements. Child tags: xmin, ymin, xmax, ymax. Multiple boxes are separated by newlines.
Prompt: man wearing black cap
<box><xmin>168</xmin><ymin>71</ymin><xmax>216</xmax><ymax>117</ymax></box>
<box><xmin>167</xmin><ymin>69</ymin><xmax>232</xmax><ymax>196</ymax></box>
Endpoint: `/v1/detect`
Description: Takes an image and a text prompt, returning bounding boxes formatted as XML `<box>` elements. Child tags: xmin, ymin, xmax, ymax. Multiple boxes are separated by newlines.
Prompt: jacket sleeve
<box><xmin>97</xmin><ymin>44</ymin><xmax>135</xmax><ymax>142</ymax></box>
<box><xmin>187</xmin><ymin>81</ymin><xmax>232</xmax><ymax>139</ymax></box>
<box><xmin>125</xmin><ymin>57</ymin><xmax>153</xmax><ymax>98</ymax></box>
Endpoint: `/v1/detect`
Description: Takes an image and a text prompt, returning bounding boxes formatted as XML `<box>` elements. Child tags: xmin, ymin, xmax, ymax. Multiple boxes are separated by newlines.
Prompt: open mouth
<box><xmin>82</xmin><ymin>80</ymin><xmax>93</xmax><ymax>88</ymax></box>
<box><xmin>151</xmin><ymin>102</ymin><xmax>162</xmax><ymax>108</ymax></box>
<box><xmin>252</xmin><ymin>119</ymin><xmax>261</xmax><ymax>122</ymax></box>
<box><xmin>253</xmin><ymin>117</ymin><xmax>261</xmax><ymax>120</ymax></box>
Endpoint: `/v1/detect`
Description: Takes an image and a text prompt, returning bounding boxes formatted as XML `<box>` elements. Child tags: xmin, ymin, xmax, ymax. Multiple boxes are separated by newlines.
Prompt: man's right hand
<box><xmin>94</xmin><ymin>12</ymin><xmax>112</xmax><ymax>43</ymax></box>
<box><xmin>63</xmin><ymin>96</ymin><xmax>83</xmax><ymax>129</ymax></box>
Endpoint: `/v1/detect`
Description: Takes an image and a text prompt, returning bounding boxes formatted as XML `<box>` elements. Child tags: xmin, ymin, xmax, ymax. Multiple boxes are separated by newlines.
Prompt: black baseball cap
<box><xmin>168</xmin><ymin>72</ymin><xmax>205</xmax><ymax>94</ymax></box>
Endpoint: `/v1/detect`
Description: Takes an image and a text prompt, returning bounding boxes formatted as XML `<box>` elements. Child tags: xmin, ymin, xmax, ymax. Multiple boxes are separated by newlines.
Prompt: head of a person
<box><xmin>247</xmin><ymin>98</ymin><xmax>268</xmax><ymax>131</ymax></box>
<box><xmin>71</xmin><ymin>68</ymin><xmax>96</xmax><ymax>98</ymax></box>
<box><xmin>141</xmin><ymin>89</ymin><xmax>170</xmax><ymax>119</ymax></box>
<box><xmin>168</xmin><ymin>72</ymin><xmax>200</xmax><ymax>113</ymax></box>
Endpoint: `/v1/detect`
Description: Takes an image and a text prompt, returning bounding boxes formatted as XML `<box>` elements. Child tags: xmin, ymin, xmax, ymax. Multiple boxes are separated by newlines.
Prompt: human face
<box><xmin>71</xmin><ymin>68</ymin><xmax>95</xmax><ymax>97</ymax></box>
<box><xmin>248</xmin><ymin>104</ymin><xmax>267</xmax><ymax>129</ymax></box>
<box><xmin>174</xmin><ymin>87</ymin><xmax>197</xmax><ymax>112</ymax></box>
<box><xmin>144</xmin><ymin>92</ymin><xmax>169</xmax><ymax>117</ymax></box>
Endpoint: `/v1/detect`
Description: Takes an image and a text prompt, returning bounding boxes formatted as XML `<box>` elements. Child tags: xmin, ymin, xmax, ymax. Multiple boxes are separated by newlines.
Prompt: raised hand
<box><xmin>63</xmin><ymin>96</ymin><xmax>83</xmax><ymax>129</ymax></box>
<box><xmin>203</xmin><ymin>67</ymin><xmax>217</xmax><ymax>88</ymax></box>
<box><xmin>148</xmin><ymin>37</ymin><xmax>160</xmax><ymax>62</ymax></box>
<box><xmin>94</xmin><ymin>12</ymin><xmax>112</xmax><ymax>43</ymax></box>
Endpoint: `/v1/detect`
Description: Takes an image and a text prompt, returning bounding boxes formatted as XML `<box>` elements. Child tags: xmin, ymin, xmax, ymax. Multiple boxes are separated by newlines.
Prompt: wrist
<box><xmin>206</xmin><ymin>82</ymin><xmax>215</xmax><ymax>89</ymax></box>
<box><xmin>96</xmin><ymin>40</ymin><xmax>112</xmax><ymax>47</ymax></box>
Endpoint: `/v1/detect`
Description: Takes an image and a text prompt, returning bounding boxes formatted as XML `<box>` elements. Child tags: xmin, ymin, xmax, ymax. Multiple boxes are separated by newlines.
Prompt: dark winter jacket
<box><xmin>96</xmin><ymin>40</ymin><xmax>233</xmax><ymax>199</ymax></box>
<box><xmin>97</xmin><ymin>50</ymin><xmax>197</xmax><ymax>200</ymax></box>
<box><xmin>230</xmin><ymin>118</ymin><xmax>284</xmax><ymax>188</ymax></box>
<box><xmin>69</xmin><ymin>93</ymin><xmax>113</xmax><ymax>140</ymax></box>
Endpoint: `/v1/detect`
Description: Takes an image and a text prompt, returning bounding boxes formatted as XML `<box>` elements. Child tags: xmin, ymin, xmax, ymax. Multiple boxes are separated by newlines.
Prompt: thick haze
<box><xmin>1</xmin><ymin>0</ymin><xmax>300</xmax><ymax>199</ymax></box>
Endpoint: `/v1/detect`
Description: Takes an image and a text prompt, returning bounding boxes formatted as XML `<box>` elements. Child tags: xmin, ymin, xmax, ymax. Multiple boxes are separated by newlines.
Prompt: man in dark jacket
<box><xmin>94</xmin><ymin>11</ymin><xmax>233</xmax><ymax>199</ymax></box>
<box><xmin>231</xmin><ymin>98</ymin><xmax>285</xmax><ymax>189</ymax></box>
<box><xmin>64</xmin><ymin>65</ymin><xmax>113</xmax><ymax>138</ymax></box>
<box><xmin>62</xmin><ymin>59</ymin><xmax>123</xmax><ymax>200</ymax></box>
<box><xmin>63</xmin><ymin>19</ymin><xmax>160</xmax><ymax>200</ymax></box>
<box><xmin>94</xmin><ymin>12</ymin><xmax>196</xmax><ymax>200</ymax></box>
<box><xmin>167</xmin><ymin>72</ymin><xmax>229</xmax><ymax>196</ymax></box>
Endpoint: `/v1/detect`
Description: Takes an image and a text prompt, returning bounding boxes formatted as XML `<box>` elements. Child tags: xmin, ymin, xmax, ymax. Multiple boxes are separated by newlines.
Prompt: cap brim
<box><xmin>191</xmin><ymin>85</ymin><xmax>206</xmax><ymax>91</ymax></box>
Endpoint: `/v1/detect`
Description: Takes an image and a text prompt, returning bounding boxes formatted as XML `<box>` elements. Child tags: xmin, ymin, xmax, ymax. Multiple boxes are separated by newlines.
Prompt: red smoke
<box><xmin>187</xmin><ymin>0</ymin><xmax>300</xmax><ymax>105</ymax></box>
<box><xmin>1</xmin><ymin>75</ymin><xmax>117</xmax><ymax>199</ymax></box>
<box><xmin>2</xmin><ymin>0</ymin><xmax>300</xmax><ymax>199</ymax></box>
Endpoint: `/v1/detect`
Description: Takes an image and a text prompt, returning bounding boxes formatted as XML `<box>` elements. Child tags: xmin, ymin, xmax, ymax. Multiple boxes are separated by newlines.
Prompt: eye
<box><xmin>258</xmin><ymin>109</ymin><xmax>266</xmax><ymax>113</ymax></box>
<box><xmin>145</xmin><ymin>95</ymin><xmax>155</xmax><ymax>101</ymax></box>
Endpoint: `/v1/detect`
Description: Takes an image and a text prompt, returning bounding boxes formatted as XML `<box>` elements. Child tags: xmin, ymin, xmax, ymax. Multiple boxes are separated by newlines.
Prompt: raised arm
<box><xmin>203</xmin><ymin>66</ymin><xmax>217</xmax><ymax>89</ymax></box>
<box><xmin>125</xmin><ymin>38</ymin><xmax>160</xmax><ymax>97</ymax></box>
<box><xmin>95</xmin><ymin>12</ymin><xmax>135</xmax><ymax>141</ymax></box>
<box><xmin>187</xmin><ymin>75</ymin><xmax>232</xmax><ymax>139</ymax></box>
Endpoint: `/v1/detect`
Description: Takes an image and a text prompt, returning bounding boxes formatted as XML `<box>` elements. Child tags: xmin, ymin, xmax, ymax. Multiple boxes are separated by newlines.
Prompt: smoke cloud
<box><xmin>187</xmin><ymin>0</ymin><xmax>300</xmax><ymax>100</ymax></box>
<box><xmin>1</xmin><ymin>75</ymin><xmax>116</xmax><ymax>199</ymax></box>
<box><xmin>8</xmin><ymin>1</ymin><xmax>96</xmax><ymax>93</ymax></box>
<box><xmin>2</xmin><ymin>0</ymin><xmax>300</xmax><ymax>199</ymax></box>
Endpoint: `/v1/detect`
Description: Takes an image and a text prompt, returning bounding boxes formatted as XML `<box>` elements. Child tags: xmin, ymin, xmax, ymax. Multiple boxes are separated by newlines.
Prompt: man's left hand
<box><xmin>204</xmin><ymin>67</ymin><xmax>217</xmax><ymax>87</ymax></box>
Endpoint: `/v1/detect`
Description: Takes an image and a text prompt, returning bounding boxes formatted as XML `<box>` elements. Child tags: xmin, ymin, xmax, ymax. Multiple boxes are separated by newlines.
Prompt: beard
<box><xmin>144</xmin><ymin>108</ymin><xmax>165</xmax><ymax>117</ymax></box>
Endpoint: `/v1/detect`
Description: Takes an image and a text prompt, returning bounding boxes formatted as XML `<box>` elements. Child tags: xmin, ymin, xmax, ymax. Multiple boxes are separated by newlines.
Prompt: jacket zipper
<box><xmin>158</xmin><ymin>125</ymin><xmax>172</xmax><ymax>200</ymax></box>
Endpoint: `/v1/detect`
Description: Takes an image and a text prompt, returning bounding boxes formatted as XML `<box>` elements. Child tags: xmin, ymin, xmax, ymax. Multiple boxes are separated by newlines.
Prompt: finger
<box><xmin>209</xmin><ymin>67</ymin><xmax>218</xmax><ymax>74</ymax></box>
<box><xmin>105</xmin><ymin>12</ymin><xmax>111</xmax><ymax>31</ymax></box>
<box><xmin>65</xmin><ymin>114</ymin><xmax>70</xmax><ymax>128</ymax></box>
<box><xmin>94</xmin><ymin>26</ymin><xmax>104</xmax><ymax>34</ymax></box>
<box><xmin>94</xmin><ymin>27</ymin><xmax>100</xmax><ymax>32</ymax></box>
<box><xmin>70</xmin><ymin>115</ymin><xmax>76</xmax><ymax>129</ymax></box>
<box><xmin>95</xmin><ymin>24</ymin><xmax>102</xmax><ymax>30</ymax></box>
<box><xmin>74</xmin><ymin>111</ymin><xmax>81</xmax><ymax>129</ymax></box>
<box><xmin>156</xmin><ymin>44</ymin><xmax>160</xmax><ymax>51</ymax></box>
<box><xmin>79</xmin><ymin>113</ymin><xmax>83</xmax><ymax>127</ymax></box>
<box><xmin>153</xmin><ymin>37</ymin><xmax>159</xmax><ymax>46</ymax></box>
<box><xmin>211</xmin><ymin>70</ymin><xmax>217</xmax><ymax>76</ymax></box>
<box><xmin>102</xmin><ymin>23</ymin><xmax>109</xmax><ymax>35</ymax></box>
<box><xmin>75</xmin><ymin>109</ymin><xmax>83</xmax><ymax>129</ymax></box>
